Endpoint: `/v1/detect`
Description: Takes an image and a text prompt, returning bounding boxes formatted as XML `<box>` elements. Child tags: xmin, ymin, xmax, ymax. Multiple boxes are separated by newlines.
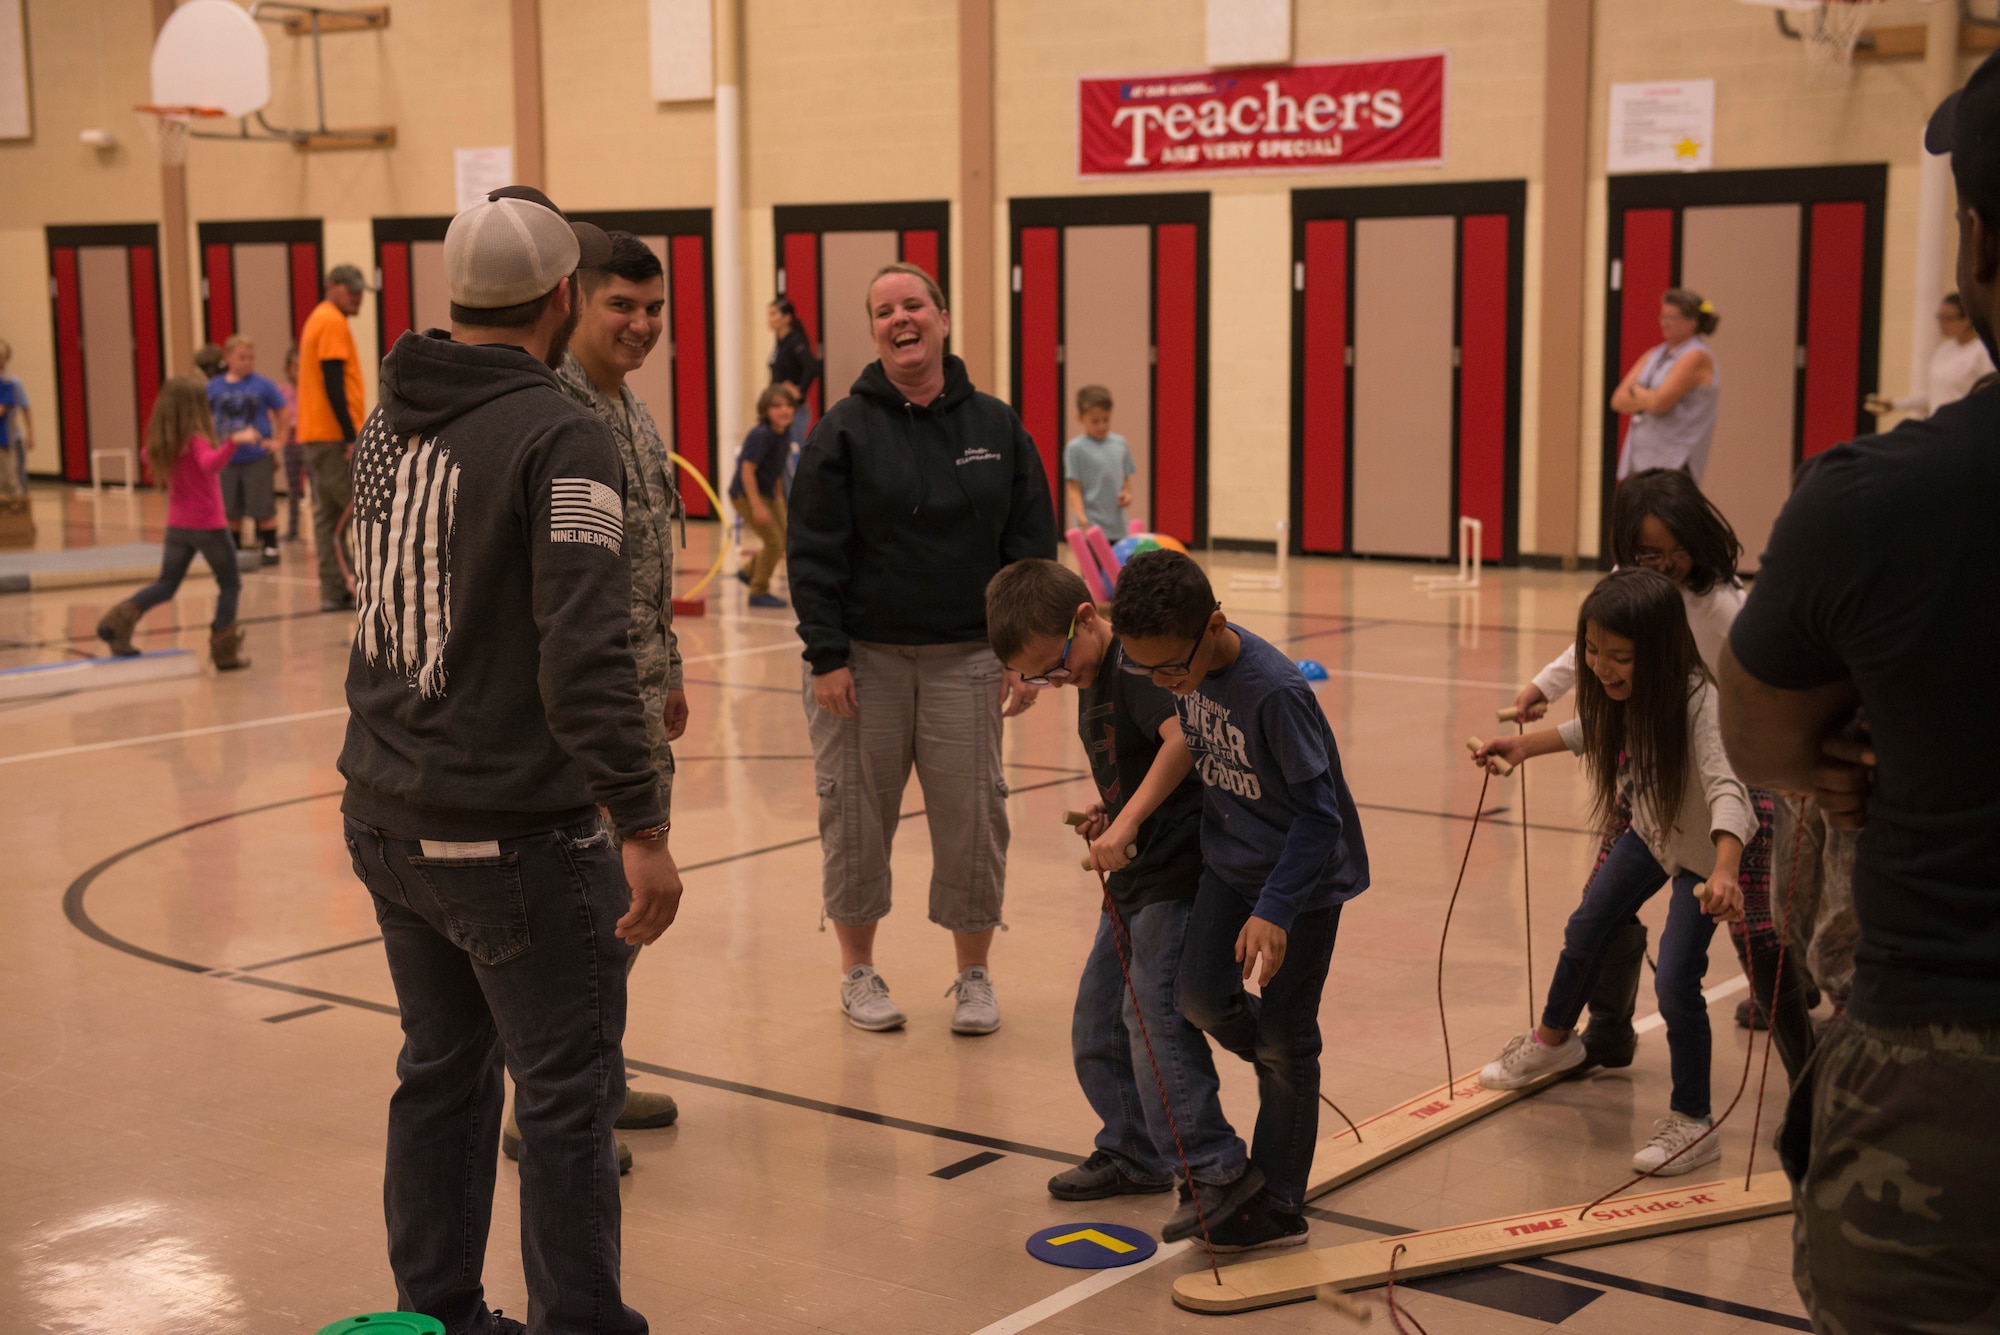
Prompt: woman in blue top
<box><xmin>1613</xmin><ymin>289</ymin><xmax>1720</xmax><ymax>483</ymax></box>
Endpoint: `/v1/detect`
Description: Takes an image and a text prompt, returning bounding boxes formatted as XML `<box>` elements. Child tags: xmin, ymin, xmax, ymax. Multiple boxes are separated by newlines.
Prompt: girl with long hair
<box><xmin>1512</xmin><ymin>469</ymin><xmax>1816</xmax><ymax>1083</ymax></box>
<box><xmin>96</xmin><ymin>376</ymin><xmax>250</xmax><ymax>669</ymax></box>
<box><xmin>1473</xmin><ymin>568</ymin><xmax>1758</xmax><ymax>1176</ymax></box>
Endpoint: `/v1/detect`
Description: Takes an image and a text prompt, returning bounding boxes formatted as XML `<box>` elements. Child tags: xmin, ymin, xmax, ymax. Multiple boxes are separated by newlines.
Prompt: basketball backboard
<box><xmin>150</xmin><ymin>0</ymin><xmax>271</xmax><ymax>117</ymax></box>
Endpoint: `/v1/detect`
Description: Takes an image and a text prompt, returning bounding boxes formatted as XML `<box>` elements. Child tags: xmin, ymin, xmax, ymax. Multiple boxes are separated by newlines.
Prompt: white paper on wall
<box><xmin>454</xmin><ymin>146</ymin><xmax>514</xmax><ymax>213</ymax></box>
<box><xmin>1607</xmin><ymin>79</ymin><xmax>1715</xmax><ymax>174</ymax></box>
<box><xmin>1206</xmin><ymin>0</ymin><xmax>1292</xmax><ymax>69</ymax></box>
<box><xmin>650</xmin><ymin>0</ymin><xmax>714</xmax><ymax>102</ymax></box>
<box><xmin>0</xmin><ymin>0</ymin><xmax>31</xmax><ymax>140</ymax></box>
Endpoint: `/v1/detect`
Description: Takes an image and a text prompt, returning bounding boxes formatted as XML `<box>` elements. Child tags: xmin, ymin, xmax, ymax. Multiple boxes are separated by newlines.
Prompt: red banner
<box><xmin>1078</xmin><ymin>55</ymin><xmax>1446</xmax><ymax>177</ymax></box>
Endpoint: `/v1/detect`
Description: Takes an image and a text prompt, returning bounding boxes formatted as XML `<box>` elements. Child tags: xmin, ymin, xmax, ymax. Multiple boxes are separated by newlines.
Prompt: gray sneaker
<box><xmin>1631</xmin><ymin>1111</ymin><xmax>1721</xmax><ymax>1176</ymax></box>
<box><xmin>946</xmin><ymin>965</ymin><xmax>1001</xmax><ymax>1035</ymax></box>
<box><xmin>1479</xmin><ymin>1029</ymin><xmax>1586</xmax><ymax>1090</ymax></box>
<box><xmin>840</xmin><ymin>965</ymin><xmax>907</xmax><ymax>1031</ymax></box>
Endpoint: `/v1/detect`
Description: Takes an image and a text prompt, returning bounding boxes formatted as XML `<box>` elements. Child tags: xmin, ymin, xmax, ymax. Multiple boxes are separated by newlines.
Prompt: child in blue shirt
<box><xmin>1063</xmin><ymin>384</ymin><xmax>1135</xmax><ymax>537</ymax></box>
<box><xmin>1111</xmin><ymin>549</ymin><xmax>1369</xmax><ymax>1252</ymax></box>
<box><xmin>208</xmin><ymin>334</ymin><xmax>289</xmax><ymax>561</ymax></box>
<box><xmin>986</xmin><ymin>558</ymin><xmax>1260</xmax><ymax>1245</ymax></box>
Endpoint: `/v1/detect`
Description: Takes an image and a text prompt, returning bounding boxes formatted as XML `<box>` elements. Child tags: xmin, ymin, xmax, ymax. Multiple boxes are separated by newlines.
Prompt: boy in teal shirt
<box><xmin>1063</xmin><ymin>384</ymin><xmax>1135</xmax><ymax>537</ymax></box>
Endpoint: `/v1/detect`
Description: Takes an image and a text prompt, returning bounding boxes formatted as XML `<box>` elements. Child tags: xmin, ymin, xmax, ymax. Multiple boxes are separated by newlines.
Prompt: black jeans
<box><xmin>343</xmin><ymin>814</ymin><xmax>647</xmax><ymax>1335</ymax></box>
<box><xmin>130</xmin><ymin>526</ymin><xmax>240</xmax><ymax>630</ymax></box>
<box><xmin>1176</xmin><ymin>871</ymin><xmax>1342</xmax><ymax>1214</ymax></box>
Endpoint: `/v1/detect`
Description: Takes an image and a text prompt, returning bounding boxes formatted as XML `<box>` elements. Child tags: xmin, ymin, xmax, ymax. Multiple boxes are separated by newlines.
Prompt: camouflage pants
<box><xmin>1784</xmin><ymin>1016</ymin><xmax>2000</xmax><ymax>1332</ymax></box>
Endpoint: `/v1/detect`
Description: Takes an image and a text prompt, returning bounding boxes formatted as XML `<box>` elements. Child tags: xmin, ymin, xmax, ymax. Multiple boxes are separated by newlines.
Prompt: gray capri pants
<box><xmin>804</xmin><ymin>639</ymin><xmax>1009</xmax><ymax>933</ymax></box>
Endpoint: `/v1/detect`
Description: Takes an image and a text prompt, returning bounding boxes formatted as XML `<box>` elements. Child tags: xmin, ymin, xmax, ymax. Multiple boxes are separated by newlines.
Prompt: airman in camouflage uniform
<box><xmin>556</xmin><ymin>352</ymin><xmax>684</xmax><ymax>817</ymax></box>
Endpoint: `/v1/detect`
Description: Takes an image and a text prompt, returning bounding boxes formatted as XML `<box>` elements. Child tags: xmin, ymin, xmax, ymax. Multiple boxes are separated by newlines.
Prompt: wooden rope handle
<box><xmin>1315</xmin><ymin>1286</ymin><xmax>1374</xmax><ymax>1325</ymax></box>
<box><xmin>1497</xmin><ymin>705</ymin><xmax>1521</xmax><ymax>723</ymax></box>
<box><xmin>1467</xmin><ymin>737</ymin><xmax>1516</xmax><ymax>777</ymax></box>
<box><xmin>1065</xmin><ymin>810</ymin><xmax>1136</xmax><ymax>867</ymax></box>
<box><xmin>1062</xmin><ymin>810</ymin><xmax>1088</xmax><ymax>827</ymax></box>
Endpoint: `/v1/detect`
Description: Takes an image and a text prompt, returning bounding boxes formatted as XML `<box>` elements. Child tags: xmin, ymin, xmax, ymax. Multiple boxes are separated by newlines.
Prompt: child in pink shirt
<box><xmin>96</xmin><ymin>376</ymin><xmax>250</xmax><ymax>669</ymax></box>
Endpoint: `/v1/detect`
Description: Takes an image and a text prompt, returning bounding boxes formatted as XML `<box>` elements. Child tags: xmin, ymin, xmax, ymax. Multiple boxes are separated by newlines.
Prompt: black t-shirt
<box><xmin>1729</xmin><ymin>391</ymin><xmax>2000</xmax><ymax>1027</ymax></box>
<box><xmin>1079</xmin><ymin>635</ymin><xmax>1204</xmax><ymax>912</ymax></box>
<box><xmin>730</xmin><ymin>424</ymin><xmax>787</xmax><ymax>500</ymax></box>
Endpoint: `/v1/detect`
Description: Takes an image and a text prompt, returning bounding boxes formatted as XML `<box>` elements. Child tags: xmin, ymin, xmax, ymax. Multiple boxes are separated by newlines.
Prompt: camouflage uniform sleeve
<box><xmin>634</xmin><ymin>398</ymin><xmax>684</xmax><ymax>692</ymax></box>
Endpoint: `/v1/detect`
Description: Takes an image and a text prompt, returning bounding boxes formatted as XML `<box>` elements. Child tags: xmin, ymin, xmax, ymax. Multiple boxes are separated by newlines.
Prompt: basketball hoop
<box><xmin>1740</xmin><ymin>0</ymin><xmax>1891</xmax><ymax>77</ymax></box>
<box><xmin>135</xmin><ymin>105</ymin><xmax>226</xmax><ymax>166</ymax></box>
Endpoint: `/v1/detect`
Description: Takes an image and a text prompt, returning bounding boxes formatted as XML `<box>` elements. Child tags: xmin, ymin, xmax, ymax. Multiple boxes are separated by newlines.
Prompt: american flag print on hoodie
<box><xmin>352</xmin><ymin>415</ymin><xmax>461</xmax><ymax>699</ymax></box>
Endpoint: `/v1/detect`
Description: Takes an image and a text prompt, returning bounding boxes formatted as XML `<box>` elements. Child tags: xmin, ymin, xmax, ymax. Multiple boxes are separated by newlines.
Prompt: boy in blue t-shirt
<box><xmin>986</xmin><ymin>559</ymin><xmax>1269</xmax><ymax>1248</ymax></box>
<box><xmin>208</xmin><ymin>335</ymin><xmax>290</xmax><ymax>561</ymax></box>
<box><xmin>1063</xmin><ymin>384</ymin><xmax>1135</xmax><ymax>537</ymax></box>
<box><xmin>1111</xmin><ymin>549</ymin><xmax>1369</xmax><ymax>1251</ymax></box>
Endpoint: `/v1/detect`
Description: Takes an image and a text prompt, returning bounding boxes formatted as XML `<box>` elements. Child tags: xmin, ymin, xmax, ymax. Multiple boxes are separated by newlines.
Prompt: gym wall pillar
<box><xmin>1534</xmin><ymin>0</ymin><xmax>1592</xmax><ymax>566</ymax></box>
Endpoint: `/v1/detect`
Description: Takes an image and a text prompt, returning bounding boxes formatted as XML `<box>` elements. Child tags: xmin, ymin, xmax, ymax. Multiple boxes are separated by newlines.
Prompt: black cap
<box><xmin>486</xmin><ymin>184</ymin><xmax>613</xmax><ymax>268</ymax></box>
<box><xmin>1927</xmin><ymin>53</ymin><xmax>2000</xmax><ymax>216</ymax></box>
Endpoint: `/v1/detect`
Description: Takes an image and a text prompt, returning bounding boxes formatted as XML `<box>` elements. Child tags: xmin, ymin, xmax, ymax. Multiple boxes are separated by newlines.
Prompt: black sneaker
<box><xmin>260</xmin><ymin>541</ymin><xmax>280</xmax><ymax>563</ymax></box>
<box><xmin>1161</xmin><ymin>1164</ymin><xmax>1265</xmax><ymax>1242</ymax></box>
<box><xmin>1736</xmin><ymin>996</ymin><xmax>1769</xmax><ymax>1031</ymax></box>
<box><xmin>1202</xmin><ymin>1196</ymin><xmax>1310</xmax><ymax>1254</ymax></box>
<box><xmin>491</xmin><ymin>1310</ymin><xmax>527</xmax><ymax>1334</ymax></box>
<box><xmin>1047</xmin><ymin>1150</ymin><xmax>1173</xmax><ymax>1202</ymax></box>
<box><xmin>1578</xmin><ymin>1026</ymin><xmax>1637</xmax><ymax>1071</ymax></box>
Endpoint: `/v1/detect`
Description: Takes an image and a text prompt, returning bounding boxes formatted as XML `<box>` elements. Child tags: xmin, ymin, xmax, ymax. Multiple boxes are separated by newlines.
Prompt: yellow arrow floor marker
<box><xmin>1044</xmin><ymin>1228</ymin><xmax>1138</xmax><ymax>1254</ymax></box>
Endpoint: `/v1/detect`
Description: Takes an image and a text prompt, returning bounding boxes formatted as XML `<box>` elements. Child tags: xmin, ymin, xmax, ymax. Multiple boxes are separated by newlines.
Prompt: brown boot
<box><xmin>210</xmin><ymin>623</ymin><xmax>251</xmax><ymax>671</ymax></box>
<box><xmin>96</xmin><ymin>600</ymin><xmax>143</xmax><ymax>657</ymax></box>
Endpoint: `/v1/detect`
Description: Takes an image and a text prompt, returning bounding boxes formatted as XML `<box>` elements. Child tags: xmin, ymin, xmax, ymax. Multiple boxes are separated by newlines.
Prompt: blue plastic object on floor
<box><xmin>1025</xmin><ymin>1221</ymin><xmax>1159</xmax><ymax>1269</ymax></box>
<box><xmin>1297</xmin><ymin>658</ymin><xmax>1329</xmax><ymax>681</ymax></box>
<box><xmin>314</xmin><ymin>1315</ymin><xmax>447</xmax><ymax>1335</ymax></box>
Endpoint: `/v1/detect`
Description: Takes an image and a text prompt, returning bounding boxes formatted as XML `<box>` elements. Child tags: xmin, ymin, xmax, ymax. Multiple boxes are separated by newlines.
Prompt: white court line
<box><xmin>0</xmin><ymin>639</ymin><xmax>801</xmax><ymax>767</ymax></box>
<box><xmin>967</xmin><ymin>1240</ymin><xmax>1191</xmax><ymax>1335</ymax></box>
<box><xmin>1634</xmin><ymin>974</ymin><xmax>1750</xmax><ymax>1035</ymax></box>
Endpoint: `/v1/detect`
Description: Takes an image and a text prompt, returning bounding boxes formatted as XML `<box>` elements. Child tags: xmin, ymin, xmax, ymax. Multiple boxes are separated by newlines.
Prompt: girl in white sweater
<box><xmin>1474</xmin><ymin>569</ymin><xmax>1756</xmax><ymax>1176</ymax></box>
<box><xmin>1511</xmin><ymin>471</ymin><xmax>1817</xmax><ymax>1084</ymax></box>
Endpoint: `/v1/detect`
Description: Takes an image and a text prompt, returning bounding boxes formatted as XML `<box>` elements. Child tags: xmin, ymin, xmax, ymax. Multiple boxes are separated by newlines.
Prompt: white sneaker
<box><xmin>1631</xmin><ymin>1111</ymin><xmax>1721</xmax><ymax>1176</ymax></box>
<box><xmin>946</xmin><ymin>965</ymin><xmax>1001</xmax><ymax>1035</ymax></box>
<box><xmin>840</xmin><ymin>965</ymin><xmax>906</xmax><ymax>1031</ymax></box>
<box><xmin>1478</xmin><ymin>1030</ymin><xmax>1586</xmax><ymax>1090</ymax></box>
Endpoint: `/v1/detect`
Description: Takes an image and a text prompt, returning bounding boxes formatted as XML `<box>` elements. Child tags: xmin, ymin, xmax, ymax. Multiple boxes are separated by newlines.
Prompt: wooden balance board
<box><xmin>1173</xmin><ymin>1170</ymin><xmax>1793</xmax><ymax>1313</ymax></box>
<box><xmin>1305</xmin><ymin>1068</ymin><xmax>1565</xmax><ymax>1202</ymax></box>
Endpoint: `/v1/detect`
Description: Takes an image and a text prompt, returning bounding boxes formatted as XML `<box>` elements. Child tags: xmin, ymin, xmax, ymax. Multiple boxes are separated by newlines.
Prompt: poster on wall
<box><xmin>1078</xmin><ymin>54</ymin><xmax>1446</xmax><ymax>177</ymax></box>
<box><xmin>454</xmin><ymin>147</ymin><xmax>514</xmax><ymax>213</ymax></box>
<box><xmin>1606</xmin><ymin>80</ymin><xmax>1714</xmax><ymax>173</ymax></box>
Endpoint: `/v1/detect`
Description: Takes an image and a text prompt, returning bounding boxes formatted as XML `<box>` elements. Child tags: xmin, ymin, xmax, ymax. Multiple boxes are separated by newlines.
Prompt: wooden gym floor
<box><xmin>0</xmin><ymin>486</ymin><xmax>1813</xmax><ymax>1333</ymax></box>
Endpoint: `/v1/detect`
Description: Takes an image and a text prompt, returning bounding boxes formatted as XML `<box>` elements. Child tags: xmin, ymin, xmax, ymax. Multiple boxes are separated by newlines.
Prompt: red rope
<box><xmin>1092</xmin><ymin>866</ymin><xmax>1223</xmax><ymax>1284</ymax></box>
<box><xmin>1577</xmin><ymin>809</ymin><xmax>1811</xmax><ymax>1218</ymax></box>
<box><xmin>1744</xmin><ymin>793</ymin><xmax>1806</xmax><ymax>1187</ymax></box>
<box><xmin>1437</xmin><ymin>766</ymin><xmax>1494</xmax><ymax>1099</ymax></box>
<box><xmin>1384</xmin><ymin>1242</ymin><xmax>1433</xmax><ymax>1335</ymax></box>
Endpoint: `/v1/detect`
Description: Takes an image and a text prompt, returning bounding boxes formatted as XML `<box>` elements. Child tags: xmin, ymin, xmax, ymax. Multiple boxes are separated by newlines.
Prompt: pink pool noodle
<box><xmin>1085</xmin><ymin>526</ymin><xmax>1122</xmax><ymax>589</ymax></box>
<box><xmin>1066</xmin><ymin>528</ymin><xmax>1110</xmax><ymax>602</ymax></box>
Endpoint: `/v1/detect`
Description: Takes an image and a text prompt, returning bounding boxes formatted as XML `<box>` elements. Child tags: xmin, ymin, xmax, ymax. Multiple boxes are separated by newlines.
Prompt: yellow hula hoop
<box><xmin>668</xmin><ymin>451</ymin><xmax>730</xmax><ymax>601</ymax></box>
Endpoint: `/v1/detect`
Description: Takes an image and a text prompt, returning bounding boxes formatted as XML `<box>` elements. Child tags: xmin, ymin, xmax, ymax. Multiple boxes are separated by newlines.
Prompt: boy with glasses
<box><xmin>1110</xmin><ymin>549</ymin><xmax>1370</xmax><ymax>1252</ymax></box>
<box><xmin>985</xmin><ymin>559</ymin><xmax>1257</xmax><ymax>1238</ymax></box>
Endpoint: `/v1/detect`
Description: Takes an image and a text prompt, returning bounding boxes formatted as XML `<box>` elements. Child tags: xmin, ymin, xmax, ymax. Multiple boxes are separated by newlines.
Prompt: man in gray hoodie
<box><xmin>339</xmin><ymin>186</ymin><xmax>677</xmax><ymax>1335</ymax></box>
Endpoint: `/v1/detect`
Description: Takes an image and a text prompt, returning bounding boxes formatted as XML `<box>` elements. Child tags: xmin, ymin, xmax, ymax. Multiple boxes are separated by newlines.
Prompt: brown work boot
<box><xmin>616</xmin><ymin>1089</ymin><xmax>679</xmax><ymax>1129</ymax></box>
<box><xmin>210</xmin><ymin>623</ymin><xmax>251</xmax><ymax>671</ymax></box>
<box><xmin>96</xmin><ymin>600</ymin><xmax>143</xmax><ymax>657</ymax></box>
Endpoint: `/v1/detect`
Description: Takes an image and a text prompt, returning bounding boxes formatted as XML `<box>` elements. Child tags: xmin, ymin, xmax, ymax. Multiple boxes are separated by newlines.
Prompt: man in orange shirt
<box><xmin>299</xmin><ymin>264</ymin><xmax>370</xmax><ymax>610</ymax></box>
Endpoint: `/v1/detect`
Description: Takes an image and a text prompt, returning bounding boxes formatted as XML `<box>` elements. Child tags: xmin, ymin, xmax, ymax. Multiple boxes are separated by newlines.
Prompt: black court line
<box><xmin>235</xmin><ymin>935</ymin><xmax>382</xmax><ymax>972</ymax></box>
<box><xmin>1284</xmin><ymin>619</ymin><xmax>1394</xmax><ymax>643</ymax></box>
<box><xmin>680</xmin><ymin>677</ymin><xmax>798</xmax><ymax>695</ymax></box>
<box><xmin>262</xmin><ymin>1004</ymin><xmax>335</xmax><ymax>1023</ymax></box>
<box><xmin>930</xmin><ymin>1151</ymin><xmax>1007</xmax><ymax>1179</ymax></box>
<box><xmin>1355</xmin><ymin>798</ymin><xmax>1597</xmax><ymax>837</ymax></box>
<box><xmin>1515</xmin><ymin>1258</ymin><xmax>1813</xmax><ymax>1331</ymax></box>
<box><xmin>61</xmin><ymin>792</ymin><xmax>1801</xmax><ymax>1330</ymax></box>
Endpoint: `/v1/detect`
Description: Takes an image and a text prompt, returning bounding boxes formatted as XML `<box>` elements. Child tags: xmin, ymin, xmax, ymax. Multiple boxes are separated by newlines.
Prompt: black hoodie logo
<box><xmin>354</xmin><ymin>416</ymin><xmax>460</xmax><ymax>699</ymax></box>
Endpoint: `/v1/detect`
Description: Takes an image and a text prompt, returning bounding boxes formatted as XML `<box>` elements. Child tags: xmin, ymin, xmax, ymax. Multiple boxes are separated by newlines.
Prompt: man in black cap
<box><xmin>1719</xmin><ymin>59</ymin><xmax>2000</xmax><ymax>1328</ymax></box>
<box><xmin>339</xmin><ymin>186</ymin><xmax>679</xmax><ymax>1335</ymax></box>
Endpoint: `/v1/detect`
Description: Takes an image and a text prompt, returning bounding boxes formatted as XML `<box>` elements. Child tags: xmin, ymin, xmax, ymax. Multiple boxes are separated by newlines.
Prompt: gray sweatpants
<box><xmin>804</xmin><ymin>639</ymin><xmax>1009</xmax><ymax>933</ymax></box>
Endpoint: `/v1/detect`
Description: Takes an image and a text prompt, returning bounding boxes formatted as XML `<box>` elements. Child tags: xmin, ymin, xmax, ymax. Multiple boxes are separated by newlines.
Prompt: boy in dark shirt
<box><xmin>1111</xmin><ymin>550</ymin><xmax>1369</xmax><ymax>1252</ymax></box>
<box><xmin>986</xmin><ymin>559</ymin><xmax>1260</xmax><ymax>1244</ymax></box>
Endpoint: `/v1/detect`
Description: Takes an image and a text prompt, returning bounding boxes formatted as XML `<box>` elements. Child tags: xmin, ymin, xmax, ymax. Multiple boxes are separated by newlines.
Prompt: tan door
<box><xmin>77</xmin><ymin>246</ymin><xmax>139</xmax><ymax>473</ymax></box>
<box><xmin>1679</xmin><ymin>203</ymin><xmax>1801</xmax><ymax>572</ymax></box>
<box><xmin>820</xmin><ymin>230</ymin><xmax>899</xmax><ymax>412</ymax></box>
<box><xmin>1062</xmin><ymin>224</ymin><xmax>1151</xmax><ymax>534</ymax></box>
<box><xmin>410</xmin><ymin>240</ymin><xmax>451</xmax><ymax>336</ymax></box>
<box><xmin>1350</xmin><ymin>215</ymin><xmax>1457</xmax><ymax>558</ymax></box>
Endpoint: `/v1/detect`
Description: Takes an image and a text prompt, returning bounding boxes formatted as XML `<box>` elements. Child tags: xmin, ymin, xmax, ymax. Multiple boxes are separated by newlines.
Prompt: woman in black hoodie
<box><xmin>788</xmin><ymin>262</ymin><xmax>1056</xmax><ymax>1038</ymax></box>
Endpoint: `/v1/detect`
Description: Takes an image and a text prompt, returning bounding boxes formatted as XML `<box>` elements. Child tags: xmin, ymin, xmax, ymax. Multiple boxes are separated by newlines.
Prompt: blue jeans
<box><xmin>130</xmin><ymin>526</ymin><xmax>240</xmax><ymax>630</ymax></box>
<box><xmin>1542</xmin><ymin>828</ymin><xmax>1718</xmax><ymax>1119</ymax></box>
<box><xmin>343</xmin><ymin>814</ymin><xmax>647</xmax><ymax>1335</ymax></box>
<box><xmin>1074</xmin><ymin>898</ymin><xmax>1247</xmax><ymax>1187</ymax></box>
<box><xmin>1176</xmin><ymin>873</ymin><xmax>1343</xmax><ymax>1213</ymax></box>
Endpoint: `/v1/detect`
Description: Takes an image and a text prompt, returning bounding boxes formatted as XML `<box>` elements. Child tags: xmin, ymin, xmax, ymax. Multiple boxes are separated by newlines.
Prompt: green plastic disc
<box><xmin>314</xmin><ymin>1315</ymin><xmax>447</xmax><ymax>1335</ymax></box>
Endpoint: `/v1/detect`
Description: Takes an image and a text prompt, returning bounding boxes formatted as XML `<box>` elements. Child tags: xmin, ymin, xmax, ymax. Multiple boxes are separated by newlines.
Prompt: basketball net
<box><xmin>1802</xmin><ymin>0</ymin><xmax>1877</xmax><ymax>75</ymax></box>
<box><xmin>135</xmin><ymin>105</ymin><xmax>224</xmax><ymax>167</ymax></box>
